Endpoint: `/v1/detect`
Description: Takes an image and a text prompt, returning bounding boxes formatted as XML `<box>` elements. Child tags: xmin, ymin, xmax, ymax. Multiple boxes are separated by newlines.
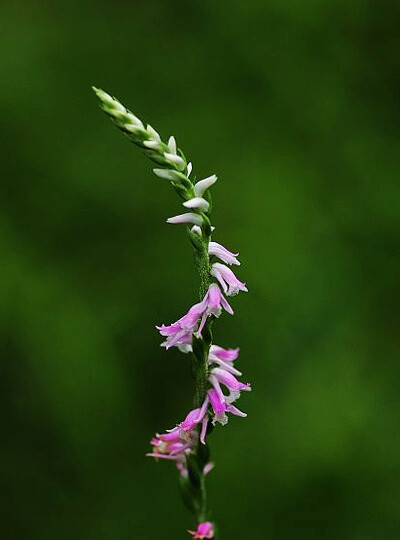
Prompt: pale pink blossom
<box><xmin>183</xmin><ymin>197</ymin><xmax>210</xmax><ymax>211</ymax></box>
<box><xmin>167</xmin><ymin>212</ymin><xmax>203</xmax><ymax>226</ymax></box>
<box><xmin>208</xmin><ymin>345</ymin><xmax>242</xmax><ymax>376</ymax></box>
<box><xmin>211</xmin><ymin>263</ymin><xmax>247</xmax><ymax>296</ymax></box>
<box><xmin>209</xmin><ymin>344</ymin><xmax>239</xmax><ymax>361</ymax></box>
<box><xmin>209</xmin><ymin>366</ymin><xmax>251</xmax><ymax>404</ymax></box>
<box><xmin>208</xmin><ymin>241</ymin><xmax>240</xmax><ymax>266</ymax></box>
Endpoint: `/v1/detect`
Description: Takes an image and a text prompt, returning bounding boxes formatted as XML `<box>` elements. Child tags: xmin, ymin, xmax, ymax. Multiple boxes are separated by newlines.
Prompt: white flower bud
<box><xmin>164</xmin><ymin>152</ymin><xmax>186</xmax><ymax>171</ymax></box>
<box><xmin>191</xmin><ymin>225</ymin><xmax>202</xmax><ymax>236</ymax></box>
<box><xmin>153</xmin><ymin>168</ymin><xmax>184</xmax><ymax>181</ymax></box>
<box><xmin>166</xmin><ymin>213</ymin><xmax>203</xmax><ymax>226</ymax></box>
<box><xmin>194</xmin><ymin>175</ymin><xmax>217</xmax><ymax>197</ymax></box>
<box><xmin>183</xmin><ymin>197</ymin><xmax>210</xmax><ymax>211</ymax></box>
<box><xmin>168</xmin><ymin>136</ymin><xmax>177</xmax><ymax>155</ymax></box>
<box><xmin>144</xmin><ymin>140</ymin><xmax>162</xmax><ymax>150</ymax></box>
<box><xmin>147</xmin><ymin>124</ymin><xmax>161</xmax><ymax>141</ymax></box>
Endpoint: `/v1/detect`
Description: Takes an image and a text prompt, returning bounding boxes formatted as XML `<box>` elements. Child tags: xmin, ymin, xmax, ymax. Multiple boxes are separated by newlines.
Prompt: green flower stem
<box><xmin>187</xmin><ymin>229</ymin><xmax>213</xmax><ymax>525</ymax></box>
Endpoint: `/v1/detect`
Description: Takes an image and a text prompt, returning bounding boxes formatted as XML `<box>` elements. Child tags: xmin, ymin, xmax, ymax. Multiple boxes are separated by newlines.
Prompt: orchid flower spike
<box><xmin>93</xmin><ymin>87</ymin><xmax>251</xmax><ymax>539</ymax></box>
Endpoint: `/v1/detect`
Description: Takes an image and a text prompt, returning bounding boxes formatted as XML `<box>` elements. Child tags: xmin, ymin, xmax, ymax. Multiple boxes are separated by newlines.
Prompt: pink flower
<box><xmin>209</xmin><ymin>344</ymin><xmax>240</xmax><ymax>362</ymax></box>
<box><xmin>209</xmin><ymin>345</ymin><xmax>242</xmax><ymax>376</ymax></box>
<box><xmin>157</xmin><ymin>300</ymin><xmax>206</xmax><ymax>349</ymax></box>
<box><xmin>210</xmin><ymin>367</ymin><xmax>251</xmax><ymax>392</ymax></box>
<box><xmin>204</xmin><ymin>345</ymin><xmax>250</xmax><ymax>426</ymax></box>
<box><xmin>210</xmin><ymin>366</ymin><xmax>251</xmax><ymax>399</ymax></box>
<box><xmin>147</xmin><ymin>403</ymin><xmax>209</xmax><ymax>466</ymax></box>
<box><xmin>188</xmin><ymin>521</ymin><xmax>214</xmax><ymax>539</ymax></box>
<box><xmin>205</xmin><ymin>283</ymin><xmax>233</xmax><ymax>317</ymax></box>
<box><xmin>211</xmin><ymin>263</ymin><xmax>248</xmax><ymax>296</ymax></box>
<box><xmin>158</xmin><ymin>284</ymin><xmax>233</xmax><ymax>348</ymax></box>
<box><xmin>208</xmin><ymin>388</ymin><xmax>247</xmax><ymax>425</ymax></box>
<box><xmin>197</xmin><ymin>283</ymin><xmax>233</xmax><ymax>335</ymax></box>
<box><xmin>208</xmin><ymin>241</ymin><xmax>240</xmax><ymax>266</ymax></box>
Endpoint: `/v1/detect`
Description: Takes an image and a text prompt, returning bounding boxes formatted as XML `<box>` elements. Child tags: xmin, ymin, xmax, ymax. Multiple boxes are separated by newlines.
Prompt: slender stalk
<box><xmin>188</xmin><ymin>233</ymin><xmax>212</xmax><ymax>525</ymax></box>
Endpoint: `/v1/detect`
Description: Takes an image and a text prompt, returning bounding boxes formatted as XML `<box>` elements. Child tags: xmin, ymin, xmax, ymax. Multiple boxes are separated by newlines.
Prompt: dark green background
<box><xmin>1</xmin><ymin>1</ymin><xmax>399</xmax><ymax>538</ymax></box>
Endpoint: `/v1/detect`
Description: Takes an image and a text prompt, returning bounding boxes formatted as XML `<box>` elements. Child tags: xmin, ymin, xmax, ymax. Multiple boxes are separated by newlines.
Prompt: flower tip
<box><xmin>168</xmin><ymin>135</ymin><xmax>177</xmax><ymax>154</ymax></box>
<box><xmin>92</xmin><ymin>86</ymin><xmax>106</xmax><ymax>98</ymax></box>
<box><xmin>194</xmin><ymin>174</ymin><xmax>218</xmax><ymax>197</ymax></box>
<box><xmin>92</xmin><ymin>86</ymin><xmax>113</xmax><ymax>104</ymax></box>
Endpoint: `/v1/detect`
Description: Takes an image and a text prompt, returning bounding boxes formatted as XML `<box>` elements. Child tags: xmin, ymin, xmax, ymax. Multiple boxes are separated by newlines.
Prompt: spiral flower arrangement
<box><xmin>93</xmin><ymin>87</ymin><xmax>251</xmax><ymax>538</ymax></box>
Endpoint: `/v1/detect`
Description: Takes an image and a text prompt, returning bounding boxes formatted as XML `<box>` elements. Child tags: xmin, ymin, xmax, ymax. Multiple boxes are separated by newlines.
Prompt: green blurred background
<box><xmin>1</xmin><ymin>1</ymin><xmax>399</xmax><ymax>538</ymax></box>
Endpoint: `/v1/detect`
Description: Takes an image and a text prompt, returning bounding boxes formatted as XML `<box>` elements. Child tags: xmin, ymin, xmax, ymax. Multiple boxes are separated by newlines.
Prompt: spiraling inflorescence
<box><xmin>93</xmin><ymin>87</ymin><xmax>251</xmax><ymax>538</ymax></box>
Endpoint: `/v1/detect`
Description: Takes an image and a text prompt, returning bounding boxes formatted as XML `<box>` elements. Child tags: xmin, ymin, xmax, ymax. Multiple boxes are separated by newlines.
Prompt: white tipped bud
<box><xmin>167</xmin><ymin>213</ymin><xmax>203</xmax><ymax>226</ymax></box>
<box><xmin>125</xmin><ymin>112</ymin><xmax>144</xmax><ymax>130</ymax></box>
<box><xmin>191</xmin><ymin>225</ymin><xmax>202</xmax><ymax>236</ymax></box>
<box><xmin>164</xmin><ymin>152</ymin><xmax>186</xmax><ymax>171</ymax></box>
<box><xmin>187</xmin><ymin>162</ymin><xmax>193</xmax><ymax>177</ymax></box>
<box><xmin>153</xmin><ymin>168</ymin><xmax>183</xmax><ymax>181</ymax></box>
<box><xmin>94</xmin><ymin>88</ymin><xmax>115</xmax><ymax>106</ymax></box>
<box><xmin>147</xmin><ymin>124</ymin><xmax>161</xmax><ymax>141</ymax></box>
<box><xmin>144</xmin><ymin>139</ymin><xmax>162</xmax><ymax>150</ymax></box>
<box><xmin>113</xmin><ymin>101</ymin><xmax>126</xmax><ymax>114</ymax></box>
<box><xmin>168</xmin><ymin>136</ymin><xmax>177</xmax><ymax>154</ymax></box>
<box><xmin>194</xmin><ymin>175</ymin><xmax>217</xmax><ymax>197</ymax></box>
<box><xmin>125</xmin><ymin>123</ymin><xmax>145</xmax><ymax>135</ymax></box>
<box><xmin>183</xmin><ymin>197</ymin><xmax>210</xmax><ymax>211</ymax></box>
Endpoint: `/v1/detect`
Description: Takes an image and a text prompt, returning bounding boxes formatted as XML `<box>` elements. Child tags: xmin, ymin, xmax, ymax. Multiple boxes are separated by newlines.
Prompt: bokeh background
<box><xmin>1</xmin><ymin>1</ymin><xmax>400</xmax><ymax>538</ymax></box>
